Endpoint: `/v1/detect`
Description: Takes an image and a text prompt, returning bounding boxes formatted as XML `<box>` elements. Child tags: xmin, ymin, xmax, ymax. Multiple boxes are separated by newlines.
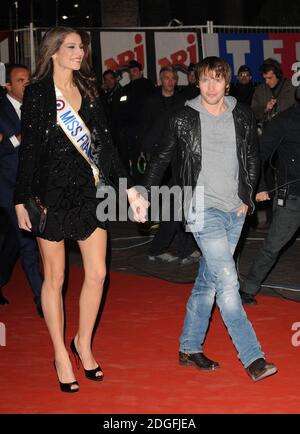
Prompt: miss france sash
<box><xmin>55</xmin><ymin>86</ymin><xmax>100</xmax><ymax>186</ymax></box>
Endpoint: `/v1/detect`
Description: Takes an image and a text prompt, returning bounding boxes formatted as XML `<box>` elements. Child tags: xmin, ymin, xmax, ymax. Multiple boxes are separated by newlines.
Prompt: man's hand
<box><xmin>256</xmin><ymin>191</ymin><xmax>270</xmax><ymax>202</ymax></box>
<box><xmin>236</xmin><ymin>203</ymin><xmax>248</xmax><ymax>216</ymax></box>
<box><xmin>127</xmin><ymin>187</ymin><xmax>149</xmax><ymax>223</ymax></box>
<box><xmin>15</xmin><ymin>203</ymin><xmax>32</xmax><ymax>231</ymax></box>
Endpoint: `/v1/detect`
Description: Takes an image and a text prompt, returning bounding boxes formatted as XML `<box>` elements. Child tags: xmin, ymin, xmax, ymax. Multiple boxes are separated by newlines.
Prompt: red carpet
<box><xmin>0</xmin><ymin>262</ymin><xmax>299</xmax><ymax>414</ymax></box>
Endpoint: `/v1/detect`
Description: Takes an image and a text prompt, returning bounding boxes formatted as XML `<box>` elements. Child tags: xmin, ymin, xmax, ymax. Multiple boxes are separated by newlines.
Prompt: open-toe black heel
<box><xmin>53</xmin><ymin>361</ymin><xmax>79</xmax><ymax>393</ymax></box>
<box><xmin>70</xmin><ymin>338</ymin><xmax>104</xmax><ymax>382</ymax></box>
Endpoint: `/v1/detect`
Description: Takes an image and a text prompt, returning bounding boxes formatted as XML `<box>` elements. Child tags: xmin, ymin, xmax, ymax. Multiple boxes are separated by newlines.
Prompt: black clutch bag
<box><xmin>25</xmin><ymin>197</ymin><xmax>48</xmax><ymax>234</ymax></box>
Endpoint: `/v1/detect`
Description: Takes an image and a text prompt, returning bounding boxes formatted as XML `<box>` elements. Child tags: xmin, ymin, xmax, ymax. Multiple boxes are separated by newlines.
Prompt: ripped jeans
<box><xmin>179</xmin><ymin>207</ymin><xmax>264</xmax><ymax>368</ymax></box>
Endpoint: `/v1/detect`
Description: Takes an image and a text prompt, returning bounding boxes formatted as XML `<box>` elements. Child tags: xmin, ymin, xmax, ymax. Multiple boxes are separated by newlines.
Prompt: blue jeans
<box><xmin>180</xmin><ymin>207</ymin><xmax>264</xmax><ymax>368</ymax></box>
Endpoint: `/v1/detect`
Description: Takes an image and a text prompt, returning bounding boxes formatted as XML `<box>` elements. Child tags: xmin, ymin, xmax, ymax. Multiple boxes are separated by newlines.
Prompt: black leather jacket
<box><xmin>15</xmin><ymin>74</ymin><xmax>132</xmax><ymax>205</ymax></box>
<box><xmin>144</xmin><ymin>103</ymin><xmax>260</xmax><ymax>215</ymax></box>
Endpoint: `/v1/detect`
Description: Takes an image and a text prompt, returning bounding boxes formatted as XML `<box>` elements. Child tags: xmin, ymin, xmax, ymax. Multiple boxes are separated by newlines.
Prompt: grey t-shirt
<box><xmin>186</xmin><ymin>96</ymin><xmax>243</xmax><ymax>213</ymax></box>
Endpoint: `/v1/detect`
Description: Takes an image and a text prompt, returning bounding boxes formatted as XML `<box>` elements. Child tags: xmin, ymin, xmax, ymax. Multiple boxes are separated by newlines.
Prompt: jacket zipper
<box><xmin>240</xmin><ymin>144</ymin><xmax>255</xmax><ymax>213</ymax></box>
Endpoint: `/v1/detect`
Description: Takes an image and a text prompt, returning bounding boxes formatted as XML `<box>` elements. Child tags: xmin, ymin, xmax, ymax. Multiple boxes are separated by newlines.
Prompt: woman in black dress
<box><xmin>15</xmin><ymin>27</ymin><xmax>147</xmax><ymax>393</ymax></box>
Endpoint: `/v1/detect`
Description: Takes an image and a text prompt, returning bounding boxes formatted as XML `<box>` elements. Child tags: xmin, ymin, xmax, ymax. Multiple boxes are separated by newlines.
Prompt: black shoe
<box><xmin>53</xmin><ymin>361</ymin><xmax>79</xmax><ymax>393</ymax></box>
<box><xmin>240</xmin><ymin>290</ymin><xmax>257</xmax><ymax>305</ymax></box>
<box><xmin>179</xmin><ymin>352</ymin><xmax>220</xmax><ymax>371</ymax></box>
<box><xmin>0</xmin><ymin>289</ymin><xmax>9</xmax><ymax>305</ymax></box>
<box><xmin>246</xmin><ymin>358</ymin><xmax>277</xmax><ymax>382</ymax></box>
<box><xmin>70</xmin><ymin>338</ymin><xmax>104</xmax><ymax>381</ymax></box>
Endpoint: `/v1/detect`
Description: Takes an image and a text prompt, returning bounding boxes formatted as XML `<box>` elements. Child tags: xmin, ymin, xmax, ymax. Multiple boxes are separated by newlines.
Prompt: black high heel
<box><xmin>70</xmin><ymin>338</ymin><xmax>104</xmax><ymax>382</ymax></box>
<box><xmin>53</xmin><ymin>361</ymin><xmax>79</xmax><ymax>393</ymax></box>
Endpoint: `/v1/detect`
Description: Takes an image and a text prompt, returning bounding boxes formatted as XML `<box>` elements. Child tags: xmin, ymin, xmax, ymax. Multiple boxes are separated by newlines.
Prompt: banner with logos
<box><xmin>154</xmin><ymin>32</ymin><xmax>199</xmax><ymax>85</ymax></box>
<box><xmin>99</xmin><ymin>30</ymin><xmax>201</xmax><ymax>86</ymax></box>
<box><xmin>7</xmin><ymin>28</ymin><xmax>300</xmax><ymax>85</ymax></box>
<box><xmin>0</xmin><ymin>31</ymin><xmax>14</xmax><ymax>67</ymax></box>
<box><xmin>100</xmin><ymin>31</ymin><xmax>147</xmax><ymax>86</ymax></box>
<box><xmin>202</xmin><ymin>32</ymin><xmax>300</xmax><ymax>82</ymax></box>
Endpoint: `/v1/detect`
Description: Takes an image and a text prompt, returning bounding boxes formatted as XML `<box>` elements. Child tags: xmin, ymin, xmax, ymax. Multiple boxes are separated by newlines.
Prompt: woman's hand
<box><xmin>15</xmin><ymin>204</ymin><xmax>32</xmax><ymax>231</ymax></box>
<box><xmin>127</xmin><ymin>187</ymin><xmax>149</xmax><ymax>223</ymax></box>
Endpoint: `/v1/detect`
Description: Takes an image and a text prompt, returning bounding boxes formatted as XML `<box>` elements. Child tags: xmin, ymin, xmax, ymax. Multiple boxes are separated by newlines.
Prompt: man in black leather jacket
<box><xmin>144</xmin><ymin>57</ymin><xmax>277</xmax><ymax>382</ymax></box>
<box><xmin>240</xmin><ymin>100</ymin><xmax>300</xmax><ymax>305</ymax></box>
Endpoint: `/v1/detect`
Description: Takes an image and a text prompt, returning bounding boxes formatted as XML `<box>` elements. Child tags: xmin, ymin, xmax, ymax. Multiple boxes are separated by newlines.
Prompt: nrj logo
<box><xmin>158</xmin><ymin>33</ymin><xmax>197</xmax><ymax>71</ymax></box>
<box><xmin>104</xmin><ymin>33</ymin><xmax>145</xmax><ymax>71</ymax></box>
<box><xmin>0</xmin><ymin>322</ymin><xmax>6</xmax><ymax>346</ymax></box>
<box><xmin>291</xmin><ymin>322</ymin><xmax>300</xmax><ymax>347</ymax></box>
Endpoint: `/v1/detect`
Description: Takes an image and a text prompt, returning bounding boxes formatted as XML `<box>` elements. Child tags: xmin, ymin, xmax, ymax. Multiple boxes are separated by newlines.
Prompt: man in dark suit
<box><xmin>118</xmin><ymin>60</ymin><xmax>156</xmax><ymax>181</ymax></box>
<box><xmin>0</xmin><ymin>63</ymin><xmax>43</xmax><ymax>317</ymax></box>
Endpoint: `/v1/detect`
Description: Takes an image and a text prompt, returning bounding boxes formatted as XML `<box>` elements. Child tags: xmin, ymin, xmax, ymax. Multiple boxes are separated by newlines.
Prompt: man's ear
<box><xmin>4</xmin><ymin>81</ymin><xmax>12</xmax><ymax>92</ymax></box>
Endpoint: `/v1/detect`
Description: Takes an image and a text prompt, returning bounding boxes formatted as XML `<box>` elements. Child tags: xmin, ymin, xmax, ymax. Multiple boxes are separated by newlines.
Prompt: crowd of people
<box><xmin>1</xmin><ymin>25</ymin><xmax>300</xmax><ymax>391</ymax></box>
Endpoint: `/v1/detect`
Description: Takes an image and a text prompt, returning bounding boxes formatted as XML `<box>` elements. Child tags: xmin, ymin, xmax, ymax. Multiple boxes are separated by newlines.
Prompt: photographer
<box><xmin>251</xmin><ymin>58</ymin><xmax>295</xmax><ymax>131</ymax></box>
<box><xmin>251</xmin><ymin>58</ymin><xmax>296</xmax><ymax>230</ymax></box>
<box><xmin>240</xmin><ymin>99</ymin><xmax>300</xmax><ymax>305</ymax></box>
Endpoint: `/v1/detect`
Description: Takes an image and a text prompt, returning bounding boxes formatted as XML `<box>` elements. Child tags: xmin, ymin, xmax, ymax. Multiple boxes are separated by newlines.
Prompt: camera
<box><xmin>277</xmin><ymin>187</ymin><xmax>287</xmax><ymax>207</ymax></box>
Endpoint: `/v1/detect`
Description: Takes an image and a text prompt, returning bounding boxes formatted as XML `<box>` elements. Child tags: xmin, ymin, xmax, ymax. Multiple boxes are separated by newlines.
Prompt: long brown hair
<box><xmin>33</xmin><ymin>26</ymin><xmax>98</xmax><ymax>100</ymax></box>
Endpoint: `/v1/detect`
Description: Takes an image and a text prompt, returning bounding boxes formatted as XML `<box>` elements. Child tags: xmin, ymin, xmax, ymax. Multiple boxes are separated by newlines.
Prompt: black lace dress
<box><xmin>40</xmin><ymin>98</ymin><xmax>107</xmax><ymax>242</ymax></box>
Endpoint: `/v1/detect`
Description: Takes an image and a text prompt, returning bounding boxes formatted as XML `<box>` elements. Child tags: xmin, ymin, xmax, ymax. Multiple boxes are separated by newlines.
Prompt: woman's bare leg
<box><xmin>37</xmin><ymin>237</ymin><xmax>79</xmax><ymax>390</ymax></box>
<box><xmin>74</xmin><ymin>228</ymin><xmax>107</xmax><ymax>377</ymax></box>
